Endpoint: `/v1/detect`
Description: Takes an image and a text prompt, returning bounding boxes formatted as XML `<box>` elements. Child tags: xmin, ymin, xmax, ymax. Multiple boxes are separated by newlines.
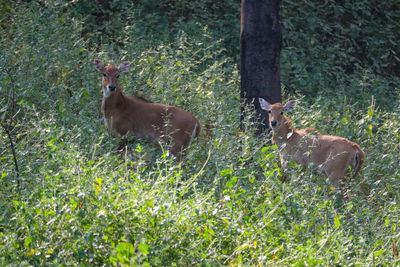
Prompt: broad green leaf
<box><xmin>25</xmin><ymin>236</ymin><xmax>32</xmax><ymax>248</ymax></box>
<box><xmin>138</xmin><ymin>243</ymin><xmax>149</xmax><ymax>255</ymax></box>
<box><xmin>334</xmin><ymin>215</ymin><xmax>341</xmax><ymax>228</ymax></box>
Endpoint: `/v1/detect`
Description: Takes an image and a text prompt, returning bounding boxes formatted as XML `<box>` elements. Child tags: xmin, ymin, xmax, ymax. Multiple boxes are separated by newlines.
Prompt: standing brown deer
<box><xmin>94</xmin><ymin>59</ymin><xmax>200</xmax><ymax>160</ymax></box>
<box><xmin>259</xmin><ymin>98</ymin><xmax>364</xmax><ymax>198</ymax></box>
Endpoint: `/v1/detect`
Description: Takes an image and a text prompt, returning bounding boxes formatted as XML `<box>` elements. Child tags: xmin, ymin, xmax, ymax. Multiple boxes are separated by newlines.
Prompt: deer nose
<box><xmin>270</xmin><ymin>120</ymin><xmax>277</xmax><ymax>127</ymax></box>
<box><xmin>108</xmin><ymin>85</ymin><xmax>116</xmax><ymax>91</ymax></box>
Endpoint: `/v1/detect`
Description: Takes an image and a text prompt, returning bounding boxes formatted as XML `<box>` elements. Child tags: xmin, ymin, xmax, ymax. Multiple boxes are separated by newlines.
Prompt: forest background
<box><xmin>1</xmin><ymin>0</ymin><xmax>400</xmax><ymax>265</ymax></box>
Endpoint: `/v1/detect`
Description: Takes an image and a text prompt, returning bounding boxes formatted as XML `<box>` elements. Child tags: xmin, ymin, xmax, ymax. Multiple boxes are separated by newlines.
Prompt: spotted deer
<box><xmin>259</xmin><ymin>98</ymin><xmax>364</xmax><ymax>198</ymax></box>
<box><xmin>94</xmin><ymin>59</ymin><xmax>200</xmax><ymax>160</ymax></box>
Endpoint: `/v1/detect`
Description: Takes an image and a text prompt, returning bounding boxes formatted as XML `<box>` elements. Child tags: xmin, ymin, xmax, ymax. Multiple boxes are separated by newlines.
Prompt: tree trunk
<box><xmin>240</xmin><ymin>0</ymin><xmax>282</xmax><ymax>134</ymax></box>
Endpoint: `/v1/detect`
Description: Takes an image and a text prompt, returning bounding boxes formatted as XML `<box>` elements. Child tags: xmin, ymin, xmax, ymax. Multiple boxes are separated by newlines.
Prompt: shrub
<box><xmin>0</xmin><ymin>0</ymin><xmax>399</xmax><ymax>265</ymax></box>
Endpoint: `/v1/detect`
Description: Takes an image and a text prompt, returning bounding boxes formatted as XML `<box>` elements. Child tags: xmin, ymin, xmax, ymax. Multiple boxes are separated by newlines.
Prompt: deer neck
<box><xmin>272</xmin><ymin>117</ymin><xmax>293</xmax><ymax>146</ymax></box>
<box><xmin>102</xmin><ymin>88</ymin><xmax>125</xmax><ymax>117</ymax></box>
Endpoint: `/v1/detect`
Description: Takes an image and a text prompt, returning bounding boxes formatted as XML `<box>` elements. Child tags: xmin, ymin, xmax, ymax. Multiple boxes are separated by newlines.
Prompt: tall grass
<box><xmin>0</xmin><ymin>1</ymin><xmax>399</xmax><ymax>265</ymax></box>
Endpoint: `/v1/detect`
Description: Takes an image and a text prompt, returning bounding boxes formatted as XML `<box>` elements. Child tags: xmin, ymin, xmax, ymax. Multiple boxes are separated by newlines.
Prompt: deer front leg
<box><xmin>328</xmin><ymin>171</ymin><xmax>349</xmax><ymax>202</ymax></box>
<box><xmin>117</xmin><ymin>137</ymin><xmax>128</xmax><ymax>153</ymax></box>
<box><xmin>279</xmin><ymin>157</ymin><xmax>288</xmax><ymax>182</ymax></box>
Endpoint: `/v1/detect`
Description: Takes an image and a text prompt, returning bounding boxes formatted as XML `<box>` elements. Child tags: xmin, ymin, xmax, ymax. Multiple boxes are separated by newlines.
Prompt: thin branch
<box><xmin>1</xmin><ymin>64</ymin><xmax>20</xmax><ymax>187</ymax></box>
<box><xmin>2</xmin><ymin>65</ymin><xmax>17</xmax><ymax>125</ymax></box>
<box><xmin>1</xmin><ymin>123</ymin><xmax>20</xmax><ymax>187</ymax></box>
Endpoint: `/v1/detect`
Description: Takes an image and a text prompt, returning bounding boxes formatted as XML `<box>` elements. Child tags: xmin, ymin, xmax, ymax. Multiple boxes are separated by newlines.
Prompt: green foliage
<box><xmin>281</xmin><ymin>0</ymin><xmax>400</xmax><ymax>105</ymax></box>
<box><xmin>0</xmin><ymin>0</ymin><xmax>400</xmax><ymax>265</ymax></box>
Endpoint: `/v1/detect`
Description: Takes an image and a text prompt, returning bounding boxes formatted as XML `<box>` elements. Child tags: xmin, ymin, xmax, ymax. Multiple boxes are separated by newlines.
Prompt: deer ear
<box><xmin>284</xmin><ymin>100</ymin><xmax>297</xmax><ymax>112</ymax></box>
<box><xmin>94</xmin><ymin>59</ymin><xmax>104</xmax><ymax>73</ymax></box>
<box><xmin>259</xmin><ymin>98</ymin><xmax>271</xmax><ymax>111</ymax></box>
<box><xmin>118</xmin><ymin>62</ymin><xmax>130</xmax><ymax>73</ymax></box>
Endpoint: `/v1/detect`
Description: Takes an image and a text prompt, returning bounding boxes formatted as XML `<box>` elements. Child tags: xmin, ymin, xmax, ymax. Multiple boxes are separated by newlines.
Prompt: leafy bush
<box><xmin>0</xmin><ymin>0</ymin><xmax>399</xmax><ymax>265</ymax></box>
<box><xmin>281</xmin><ymin>0</ymin><xmax>400</xmax><ymax>104</ymax></box>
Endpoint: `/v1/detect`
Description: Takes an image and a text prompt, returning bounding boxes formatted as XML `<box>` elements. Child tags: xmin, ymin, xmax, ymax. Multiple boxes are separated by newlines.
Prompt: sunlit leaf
<box><xmin>138</xmin><ymin>243</ymin><xmax>149</xmax><ymax>255</ymax></box>
<box><xmin>334</xmin><ymin>215</ymin><xmax>341</xmax><ymax>228</ymax></box>
<box><xmin>25</xmin><ymin>236</ymin><xmax>32</xmax><ymax>248</ymax></box>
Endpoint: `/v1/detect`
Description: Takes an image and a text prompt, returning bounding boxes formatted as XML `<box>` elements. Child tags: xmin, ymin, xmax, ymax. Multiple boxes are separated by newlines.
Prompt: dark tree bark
<box><xmin>240</xmin><ymin>0</ymin><xmax>282</xmax><ymax>134</ymax></box>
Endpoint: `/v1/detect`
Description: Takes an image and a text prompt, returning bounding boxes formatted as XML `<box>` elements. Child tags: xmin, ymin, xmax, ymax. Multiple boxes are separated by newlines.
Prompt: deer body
<box><xmin>95</xmin><ymin>59</ymin><xmax>200</xmax><ymax>159</ymax></box>
<box><xmin>259</xmin><ymin>98</ymin><xmax>364</xmax><ymax>191</ymax></box>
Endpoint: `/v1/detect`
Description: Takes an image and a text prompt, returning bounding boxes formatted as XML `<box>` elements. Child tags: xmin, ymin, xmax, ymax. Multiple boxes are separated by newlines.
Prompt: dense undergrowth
<box><xmin>1</xmin><ymin>0</ymin><xmax>399</xmax><ymax>265</ymax></box>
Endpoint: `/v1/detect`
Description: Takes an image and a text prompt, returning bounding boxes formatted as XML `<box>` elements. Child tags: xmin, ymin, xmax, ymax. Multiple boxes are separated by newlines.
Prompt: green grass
<box><xmin>1</xmin><ymin>1</ymin><xmax>400</xmax><ymax>265</ymax></box>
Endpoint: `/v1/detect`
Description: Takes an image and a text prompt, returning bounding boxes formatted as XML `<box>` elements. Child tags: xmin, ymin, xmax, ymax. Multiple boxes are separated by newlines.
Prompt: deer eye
<box><xmin>103</xmin><ymin>73</ymin><xmax>107</xmax><ymax>77</ymax></box>
<box><xmin>116</xmin><ymin>74</ymin><xmax>120</xmax><ymax>78</ymax></box>
<box><xmin>280</xmin><ymin>111</ymin><xmax>284</xmax><ymax>115</ymax></box>
<box><xmin>268</xmin><ymin>110</ymin><xmax>272</xmax><ymax>114</ymax></box>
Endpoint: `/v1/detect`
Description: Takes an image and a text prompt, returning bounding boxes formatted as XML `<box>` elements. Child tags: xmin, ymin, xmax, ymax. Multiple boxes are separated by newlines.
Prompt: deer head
<box><xmin>94</xmin><ymin>59</ymin><xmax>131</xmax><ymax>98</ymax></box>
<box><xmin>259</xmin><ymin>98</ymin><xmax>296</xmax><ymax>131</ymax></box>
